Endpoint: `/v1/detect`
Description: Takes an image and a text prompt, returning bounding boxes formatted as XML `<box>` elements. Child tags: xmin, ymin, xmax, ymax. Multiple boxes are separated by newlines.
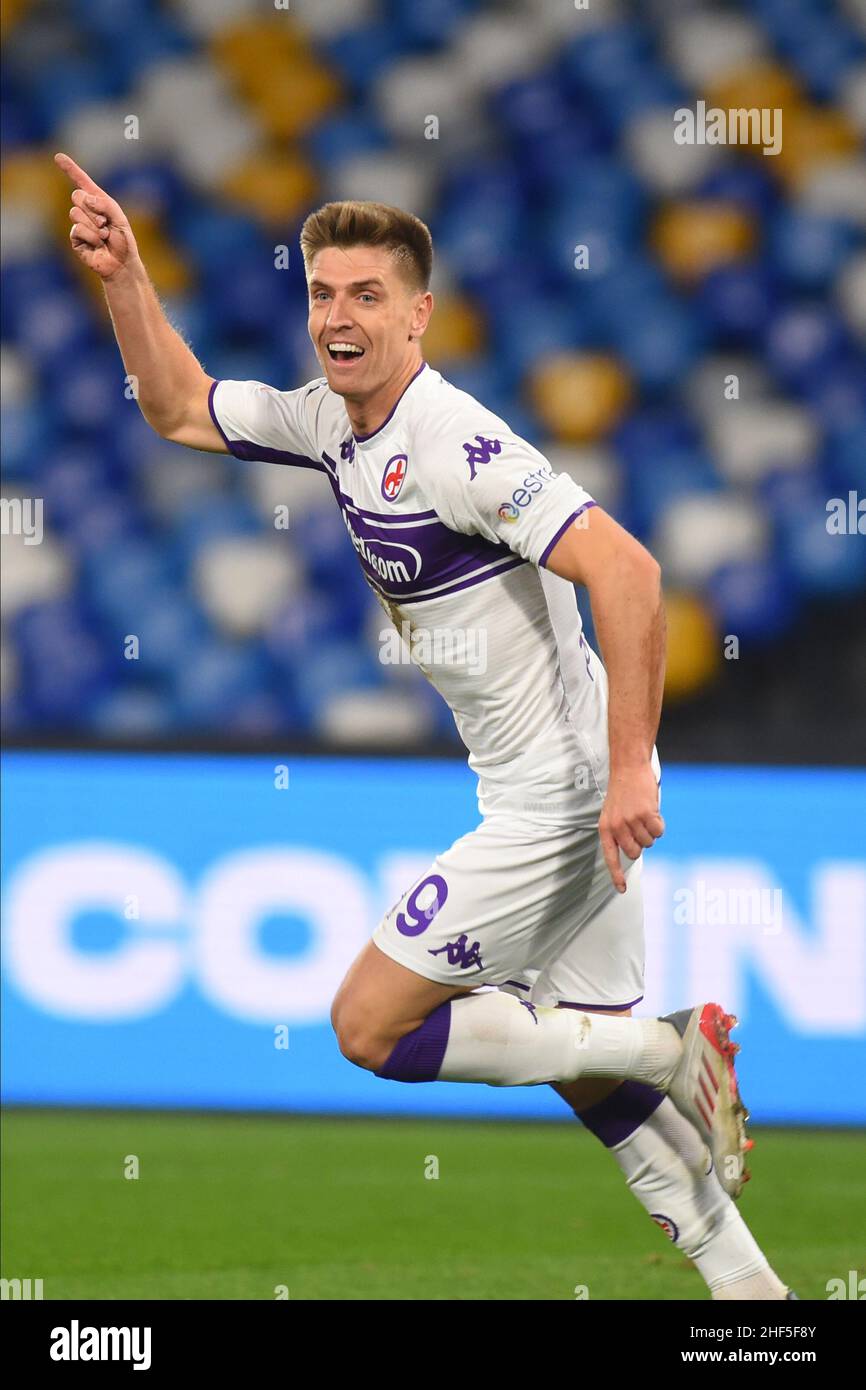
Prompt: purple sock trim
<box><xmin>375</xmin><ymin>1001</ymin><xmax>452</xmax><ymax>1082</ymax></box>
<box><xmin>577</xmin><ymin>1079</ymin><xmax>665</xmax><ymax>1146</ymax></box>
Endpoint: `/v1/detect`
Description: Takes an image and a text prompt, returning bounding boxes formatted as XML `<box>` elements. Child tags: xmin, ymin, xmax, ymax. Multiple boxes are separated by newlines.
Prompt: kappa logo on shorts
<box><xmin>518</xmin><ymin>999</ymin><xmax>539</xmax><ymax>1024</ymax></box>
<box><xmin>428</xmin><ymin>934</ymin><xmax>484</xmax><ymax>971</ymax></box>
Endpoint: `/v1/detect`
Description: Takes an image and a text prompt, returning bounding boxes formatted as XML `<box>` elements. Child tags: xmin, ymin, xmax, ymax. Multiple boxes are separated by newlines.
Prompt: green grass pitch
<box><xmin>2</xmin><ymin>1108</ymin><xmax>863</xmax><ymax>1300</ymax></box>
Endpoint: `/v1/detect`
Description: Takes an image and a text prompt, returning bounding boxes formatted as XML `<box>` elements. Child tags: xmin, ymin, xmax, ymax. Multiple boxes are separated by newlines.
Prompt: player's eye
<box><xmin>359</xmin><ymin>293</ymin><xmax>376</xmax><ymax>303</ymax></box>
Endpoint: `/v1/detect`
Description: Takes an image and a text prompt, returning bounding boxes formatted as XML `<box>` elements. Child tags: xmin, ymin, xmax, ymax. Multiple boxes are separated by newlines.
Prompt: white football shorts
<box><xmin>371</xmin><ymin>811</ymin><xmax>646</xmax><ymax>1011</ymax></box>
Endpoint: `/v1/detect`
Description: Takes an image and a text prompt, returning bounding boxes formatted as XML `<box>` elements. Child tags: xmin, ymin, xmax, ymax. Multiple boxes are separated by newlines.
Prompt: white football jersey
<box><xmin>209</xmin><ymin>361</ymin><xmax>660</xmax><ymax>819</ymax></box>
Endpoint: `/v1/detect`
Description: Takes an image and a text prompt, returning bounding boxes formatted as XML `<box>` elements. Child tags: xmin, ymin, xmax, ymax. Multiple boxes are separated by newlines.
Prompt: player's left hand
<box><xmin>598</xmin><ymin>763</ymin><xmax>664</xmax><ymax>894</ymax></box>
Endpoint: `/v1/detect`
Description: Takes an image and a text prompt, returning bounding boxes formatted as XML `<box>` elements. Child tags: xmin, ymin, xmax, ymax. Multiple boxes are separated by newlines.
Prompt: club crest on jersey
<box><xmin>381</xmin><ymin>453</ymin><xmax>408</xmax><ymax>502</ymax></box>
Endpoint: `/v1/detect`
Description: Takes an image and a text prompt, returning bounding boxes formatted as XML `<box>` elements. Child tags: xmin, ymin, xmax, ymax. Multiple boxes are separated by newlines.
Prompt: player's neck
<box><xmin>344</xmin><ymin>355</ymin><xmax>425</xmax><ymax>440</ymax></box>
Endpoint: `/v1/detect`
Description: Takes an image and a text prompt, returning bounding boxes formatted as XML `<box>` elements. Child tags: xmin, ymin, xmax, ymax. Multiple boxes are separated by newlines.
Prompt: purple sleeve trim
<box><xmin>207</xmin><ymin>378</ymin><xmax>325</xmax><ymax>472</ymax></box>
<box><xmin>207</xmin><ymin>378</ymin><xmax>234</xmax><ymax>451</ymax></box>
<box><xmin>539</xmin><ymin>500</ymin><xmax>597</xmax><ymax>568</ymax></box>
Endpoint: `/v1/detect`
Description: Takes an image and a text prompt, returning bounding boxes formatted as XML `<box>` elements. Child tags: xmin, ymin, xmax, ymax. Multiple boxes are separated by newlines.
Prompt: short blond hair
<box><xmin>299</xmin><ymin>200</ymin><xmax>433</xmax><ymax>293</ymax></box>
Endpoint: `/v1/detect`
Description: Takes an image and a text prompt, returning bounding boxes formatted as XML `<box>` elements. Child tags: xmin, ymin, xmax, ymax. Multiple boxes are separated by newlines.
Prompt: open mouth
<box><xmin>327</xmin><ymin>342</ymin><xmax>365</xmax><ymax>364</ymax></box>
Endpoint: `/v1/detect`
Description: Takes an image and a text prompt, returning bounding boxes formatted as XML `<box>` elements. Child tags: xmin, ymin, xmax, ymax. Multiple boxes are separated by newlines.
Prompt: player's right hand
<box><xmin>55</xmin><ymin>153</ymin><xmax>140</xmax><ymax>280</ymax></box>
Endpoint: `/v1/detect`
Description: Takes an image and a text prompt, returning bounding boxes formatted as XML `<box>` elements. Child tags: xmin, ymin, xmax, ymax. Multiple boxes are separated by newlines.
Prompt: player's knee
<box><xmin>330</xmin><ymin>1003</ymin><xmax>392</xmax><ymax>1073</ymax></box>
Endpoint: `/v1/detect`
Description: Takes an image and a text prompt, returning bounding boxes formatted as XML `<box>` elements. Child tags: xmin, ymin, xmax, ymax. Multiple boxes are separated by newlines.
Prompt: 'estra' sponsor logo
<box><xmin>498</xmin><ymin>465</ymin><xmax>555</xmax><ymax>522</ymax></box>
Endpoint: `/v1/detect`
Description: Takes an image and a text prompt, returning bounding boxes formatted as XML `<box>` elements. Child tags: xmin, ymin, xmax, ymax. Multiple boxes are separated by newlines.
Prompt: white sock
<box><xmin>601</xmin><ymin>1094</ymin><xmax>788</xmax><ymax>1299</ymax></box>
<box><xmin>437</xmin><ymin>992</ymin><xmax>680</xmax><ymax>1087</ymax></box>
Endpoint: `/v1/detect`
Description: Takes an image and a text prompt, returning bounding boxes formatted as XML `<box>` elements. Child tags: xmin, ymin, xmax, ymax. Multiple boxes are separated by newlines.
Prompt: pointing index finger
<box><xmin>54</xmin><ymin>152</ymin><xmax>104</xmax><ymax>196</ymax></box>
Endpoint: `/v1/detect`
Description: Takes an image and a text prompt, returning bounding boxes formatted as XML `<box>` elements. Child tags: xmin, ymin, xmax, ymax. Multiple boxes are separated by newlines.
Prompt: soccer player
<box><xmin>57</xmin><ymin>152</ymin><xmax>796</xmax><ymax>1301</ymax></box>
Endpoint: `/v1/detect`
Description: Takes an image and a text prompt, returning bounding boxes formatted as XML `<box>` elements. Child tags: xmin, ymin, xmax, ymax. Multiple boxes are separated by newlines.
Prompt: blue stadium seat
<box><xmin>763</xmin><ymin>303</ymin><xmax>850</xmax><ymax>392</ymax></box>
<box><xmin>171</xmin><ymin>637</ymin><xmax>273</xmax><ymax>726</ymax></box>
<box><xmin>292</xmin><ymin>638</ymin><xmax>383</xmax><ymax>726</ymax></box>
<box><xmin>320</xmin><ymin>23</ymin><xmax>410</xmax><ymax>94</ymax></box>
<box><xmin>707</xmin><ymin>557</ymin><xmax>798</xmax><ymax>644</ymax></box>
<box><xmin>386</xmin><ymin>0</ymin><xmax>478</xmax><ymax>51</ymax></box>
<box><xmin>696</xmin><ymin>263</ymin><xmax>779</xmax><ymax>342</ymax></box>
<box><xmin>13</xmin><ymin>599</ymin><xmax>113</xmax><ymax>722</ymax></box>
<box><xmin>768</xmin><ymin>208</ymin><xmax>859</xmax><ymax>292</ymax></box>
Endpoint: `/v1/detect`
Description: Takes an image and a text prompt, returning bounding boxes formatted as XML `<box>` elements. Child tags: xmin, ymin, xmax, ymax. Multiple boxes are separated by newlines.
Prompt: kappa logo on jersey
<box><xmin>463</xmin><ymin>434</ymin><xmax>502</xmax><ymax>480</ymax></box>
<box><xmin>340</xmin><ymin>437</ymin><xmax>356</xmax><ymax>465</ymax></box>
<box><xmin>381</xmin><ymin>453</ymin><xmax>408</xmax><ymax>502</ymax></box>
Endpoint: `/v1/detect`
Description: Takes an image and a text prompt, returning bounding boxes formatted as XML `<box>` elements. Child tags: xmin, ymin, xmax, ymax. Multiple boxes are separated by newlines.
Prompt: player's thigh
<box><xmin>330</xmin><ymin>939</ymin><xmax>473</xmax><ymax>1050</ymax></box>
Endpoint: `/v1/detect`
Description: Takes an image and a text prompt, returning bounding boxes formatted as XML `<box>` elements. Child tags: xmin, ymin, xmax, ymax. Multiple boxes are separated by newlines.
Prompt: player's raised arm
<box><xmin>54</xmin><ymin>152</ymin><xmax>223</xmax><ymax>453</ymax></box>
<box><xmin>544</xmin><ymin>507</ymin><xmax>666</xmax><ymax>894</ymax></box>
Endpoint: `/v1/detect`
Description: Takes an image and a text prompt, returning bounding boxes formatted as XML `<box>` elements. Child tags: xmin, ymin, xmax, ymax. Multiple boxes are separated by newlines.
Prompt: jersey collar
<box><xmin>352</xmin><ymin>360</ymin><xmax>428</xmax><ymax>445</ymax></box>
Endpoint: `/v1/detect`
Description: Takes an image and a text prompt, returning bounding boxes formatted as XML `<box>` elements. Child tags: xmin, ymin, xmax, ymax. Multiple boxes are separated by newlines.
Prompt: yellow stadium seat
<box><xmin>707</xmin><ymin>61</ymin><xmax>802</xmax><ymax>119</ymax></box>
<box><xmin>652</xmin><ymin>201</ymin><xmax>756</xmax><ymax>283</ymax></box>
<box><xmin>0</xmin><ymin>0</ymin><xmax>32</xmax><ymax>39</ymax></box>
<box><xmin>771</xmin><ymin>105</ymin><xmax>861</xmax><ymax>188</ymax></box>
<box><xmin>529</xmin><ymin>352</ymin><xmax>632</xmax><ymax>443</ymax></box>
<box><xmin>421</xmin><ymin>295</ymin><xmax>485</xmax><ymax>362</ymax></box>
<box><xmin>129</xmin><ymin>210</ymin><xmax>193</xmax><ymax>297</ymax></box>
<box><xmin>663</xmin><ymin>592</ymin><xmax>719</xmax><ymax>699</ymax></box>
<box><xmin>5</xmin><ymin>149</ymin><xmax>69</xmax><ymax>222</ymax></box>
<box><xmin>219</xmin><ymin>151</ymin><xmax>318</xmax><ymax>228</ymax></box>
<box><xmin>211</xmin><ymin>18</ymin><xmax>308</xmax><ymax>82</ymax></box>
<box><xmin>211</xmin><ymin>18</ymin><xmax>341</xmax><ymax>138</ymax></box>
<box><xmin>250</xmin><ymin>65</ymin><xmax>343</xmax><ymax>141</ymax></box>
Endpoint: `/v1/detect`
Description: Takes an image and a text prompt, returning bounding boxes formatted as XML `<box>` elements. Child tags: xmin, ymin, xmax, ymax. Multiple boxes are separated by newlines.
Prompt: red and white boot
<box><xmin>660</xmin><ymin>1003</ymin><xmax>754</xmax><ymax>1199</ymax></box>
